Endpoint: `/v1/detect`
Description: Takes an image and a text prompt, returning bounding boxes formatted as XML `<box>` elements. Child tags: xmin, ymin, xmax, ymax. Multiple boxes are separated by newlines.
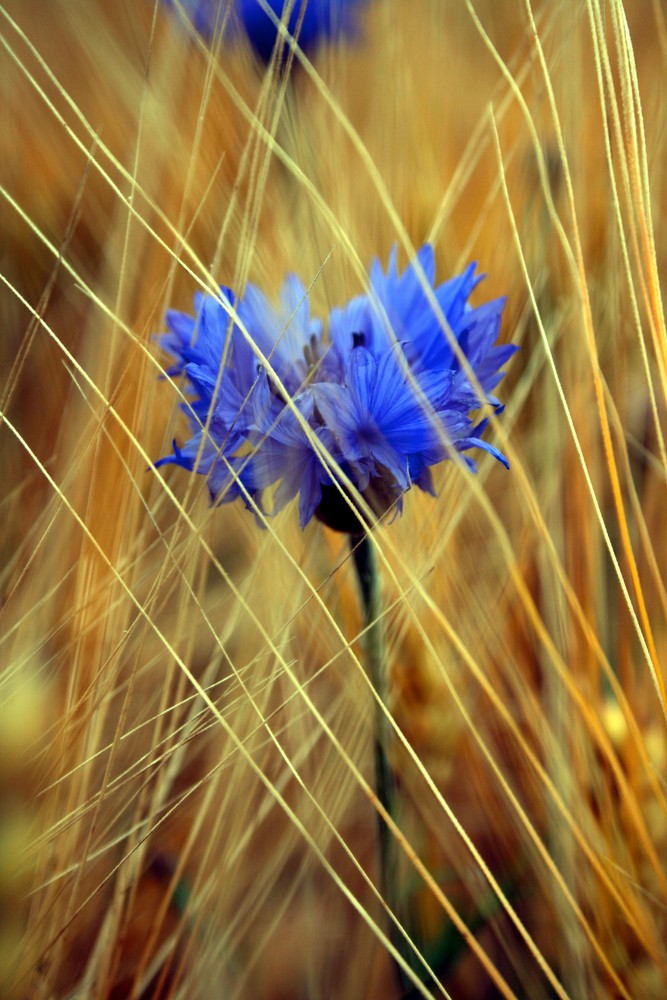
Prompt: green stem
<box><xmin>350</xmin><ymin>533</ymin><xmax>426</xmax><ymax>997</ymax></box>
<box><xmin>350</xmin><ymin>536</ymin><xmax>516</xmax><ymax>996</ymax></box>
<box><xmin>350</xmin><ymin>534</ymin><xmax>392</xmax><ymax>884</ymax></box>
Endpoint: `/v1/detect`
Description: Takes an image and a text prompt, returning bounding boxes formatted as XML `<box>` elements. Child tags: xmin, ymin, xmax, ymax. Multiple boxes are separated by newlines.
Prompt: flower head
<box><xmin>156</xmin><ymin>246</ymin><xmax>517</xmax><ymax>531</ymax></box>
<box><xmin>162</xmin><ymin>0</ymin><xmax>367</xmax><ymax>62</ymax></box>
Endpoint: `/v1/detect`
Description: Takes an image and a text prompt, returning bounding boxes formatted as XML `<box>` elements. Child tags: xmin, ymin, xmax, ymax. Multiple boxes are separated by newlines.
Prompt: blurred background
<box><xmin>1</xmin><ymin>1</ymin><xmax>666</xmax><ymax>997</ymax></box>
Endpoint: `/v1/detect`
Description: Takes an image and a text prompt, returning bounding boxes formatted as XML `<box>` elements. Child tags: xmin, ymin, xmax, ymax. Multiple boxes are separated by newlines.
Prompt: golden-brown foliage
<box><xmin>2</xmin><ymin>1</ymin><xmax>666</xmax><ymax>997</ymax></box>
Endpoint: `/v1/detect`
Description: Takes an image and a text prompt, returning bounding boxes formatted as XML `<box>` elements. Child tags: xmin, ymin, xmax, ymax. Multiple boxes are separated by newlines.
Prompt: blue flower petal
<box><xmin>162</xmin><ymin>0</ymin><xmax>368</xmax><ymax>62</ymax></box>
<box><xmin>156</xmin><ymin>246</ymin><xmax>516</xmax><ymax>529</ymax></box>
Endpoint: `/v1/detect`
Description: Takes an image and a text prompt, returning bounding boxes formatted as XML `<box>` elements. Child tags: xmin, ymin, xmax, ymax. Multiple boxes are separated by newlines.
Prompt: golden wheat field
<box><xmin>2</xmin><ymin>0</ymin><xmax>667</xmax><ymax>997</ymax></box>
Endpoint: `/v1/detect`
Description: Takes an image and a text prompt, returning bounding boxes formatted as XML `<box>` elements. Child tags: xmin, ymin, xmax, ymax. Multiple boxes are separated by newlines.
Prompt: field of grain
<box><xmin>2</xmin><ymin>1</ymin><xmax>666</xmax><ymax>997</ymax></box>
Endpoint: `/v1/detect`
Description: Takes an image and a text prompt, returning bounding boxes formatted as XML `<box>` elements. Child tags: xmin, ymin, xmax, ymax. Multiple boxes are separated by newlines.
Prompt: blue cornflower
<box><xmin>156</xmin><ymin>246</ymin><xmax>517</xmax><ymax>531</ymax></box>
<box><xmin>162</xmin><ymin>0</ymin><xmax>367</xmax><ymax>62</ymax></box>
